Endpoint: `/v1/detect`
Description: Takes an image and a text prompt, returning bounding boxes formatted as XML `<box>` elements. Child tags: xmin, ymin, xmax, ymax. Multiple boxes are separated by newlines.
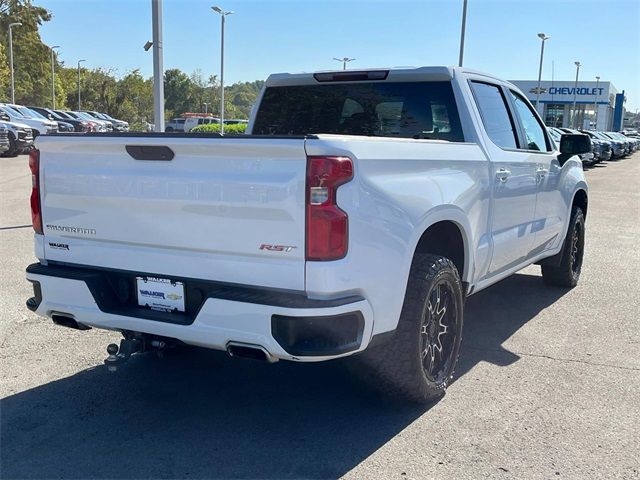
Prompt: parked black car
<box><xmin>29</xmin><ymin>107</ymin><xmax>93</xmax><ymax>133</ymax></box>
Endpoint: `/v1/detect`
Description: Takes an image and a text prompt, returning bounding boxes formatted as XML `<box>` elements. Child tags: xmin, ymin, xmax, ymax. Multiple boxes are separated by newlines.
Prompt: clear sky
<box><xmin>37</xmin><ymin>0</ymin><xmax>640</xmax><ymax>110</ymax></box>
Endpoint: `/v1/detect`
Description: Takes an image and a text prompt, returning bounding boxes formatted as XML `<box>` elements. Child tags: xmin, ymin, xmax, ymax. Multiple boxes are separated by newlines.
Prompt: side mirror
<box><xmin>48</xmin><ymin>114</ymin><xmax>54</xmax><ymax>120</ymax></box>
<box><xmin>0</xmin><ymin>112</ymin><xmax>9</xmax><ymax>121</ymax></box>
<box><xmin>560</xmin><ymin>133</ymin><xmax>591</xmax><ymax>155</ymax></box>
<box><xmin>559</xmin><ymin>133</ymin><xmax>591</xmax><ymax>165</ymax></box>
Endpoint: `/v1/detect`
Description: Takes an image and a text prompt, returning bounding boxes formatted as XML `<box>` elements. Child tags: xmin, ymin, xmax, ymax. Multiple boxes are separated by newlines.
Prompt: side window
<box><xmin>470</xmin><ymin>81</ymin><xmax>517</xmax><ymax>149</ymax></box>
<box><xmin>509</xmin><ymin>90</ymin><xmax>551</xmax><ymax>152</ymax></box>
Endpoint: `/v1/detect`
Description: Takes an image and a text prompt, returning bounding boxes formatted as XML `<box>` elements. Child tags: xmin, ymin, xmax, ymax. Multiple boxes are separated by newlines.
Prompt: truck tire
<box><xmin>354</xmin><ymin>254</ymin><xmax>464</xmax><ymax>403</ymax></box>
<box><xmin>541</xmin><ymin>206</ymin><xmax>585</xmax><ymax>288</ymax></box>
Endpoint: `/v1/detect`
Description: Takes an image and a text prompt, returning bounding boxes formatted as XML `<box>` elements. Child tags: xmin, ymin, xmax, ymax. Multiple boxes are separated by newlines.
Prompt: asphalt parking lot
<box><xmin>1</xmin><ymin>153</ymin><xmax>638</xmax><ymax>480</ymax></box>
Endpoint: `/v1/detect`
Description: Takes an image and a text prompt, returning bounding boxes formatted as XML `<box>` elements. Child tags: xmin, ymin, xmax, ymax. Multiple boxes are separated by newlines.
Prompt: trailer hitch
<box><xmin>104</xmin><ymin>335</ymin><xmax>172</xmax><ymax>371</ymax></box>
<box><xmin>104</xmin><ymin>338</ymin><xmax>143</xmax><ymax>372</ymax></box>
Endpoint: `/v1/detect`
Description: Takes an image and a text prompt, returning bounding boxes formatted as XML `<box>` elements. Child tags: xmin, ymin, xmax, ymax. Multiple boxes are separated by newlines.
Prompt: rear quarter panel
<box><xmin>305</xmin><ymin>135</ymin><xmax>490</xmax><ymax>336</ymax></box>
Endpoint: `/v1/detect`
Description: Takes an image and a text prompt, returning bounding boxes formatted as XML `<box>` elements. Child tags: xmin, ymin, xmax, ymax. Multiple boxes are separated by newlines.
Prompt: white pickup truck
<box><xmin>25</xmin><ymin>67</ymin><xmax>590</xmax><ymax>403</ymax></box>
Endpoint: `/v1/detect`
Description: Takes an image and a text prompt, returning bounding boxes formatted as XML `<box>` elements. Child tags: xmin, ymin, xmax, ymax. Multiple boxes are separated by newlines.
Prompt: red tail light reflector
<box><xmin>306</xmin><ymin>156</ymin><xmax>353</xmax><ymax>261</ymax></box>
<box><xmin>29</xmin><ymin>149</ymin><xmax>43</xmax><ymax>234</ymax></box>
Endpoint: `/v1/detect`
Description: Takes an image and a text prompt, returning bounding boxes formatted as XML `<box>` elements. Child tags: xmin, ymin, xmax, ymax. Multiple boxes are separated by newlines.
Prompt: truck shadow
<box><xmin>1</xmin><ymin>272</ymin><xmax>568</xmax><ymax>479</ymax></box>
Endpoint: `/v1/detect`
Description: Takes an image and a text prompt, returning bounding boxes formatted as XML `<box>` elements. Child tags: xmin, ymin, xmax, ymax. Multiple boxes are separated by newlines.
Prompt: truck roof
<box><xmin>264</xmin><ymin>66</ymin><xmax>514</xmax><ymax>88</ymax></box>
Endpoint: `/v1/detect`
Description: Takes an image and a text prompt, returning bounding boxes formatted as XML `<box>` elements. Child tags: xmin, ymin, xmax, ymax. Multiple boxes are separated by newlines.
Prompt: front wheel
<box><xmin>353</xmin><ymin>254</ymin><xmax>464</xmax><ymax>403</ymax></box>
<box><xmin>542</xmin><ymin>206</ymin><xmax>585</xmax><ymax>288</ymax></box>
<box><xmin>1</xmin><ymin>133</ymin><xmax>19</xmax><ymax>157</ymax></box>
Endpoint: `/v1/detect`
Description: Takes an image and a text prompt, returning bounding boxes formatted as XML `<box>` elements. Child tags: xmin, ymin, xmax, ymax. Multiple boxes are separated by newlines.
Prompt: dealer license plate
<box><xmin>136</xmin><ymin>276</ymin><xmax>185</xmax><ymax>312</ymax></box>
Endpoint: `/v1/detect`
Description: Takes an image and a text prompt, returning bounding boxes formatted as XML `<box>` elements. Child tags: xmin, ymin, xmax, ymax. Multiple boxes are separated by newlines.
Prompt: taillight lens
<box><xmin>306</xmin><ymin>156</ymin><xmax>353</xmax><ymax>260</ymax></box>
<box><xmin>29</xmin><ymin>149</ymin><xmax>43</xmax><ymax>234</ymax></box>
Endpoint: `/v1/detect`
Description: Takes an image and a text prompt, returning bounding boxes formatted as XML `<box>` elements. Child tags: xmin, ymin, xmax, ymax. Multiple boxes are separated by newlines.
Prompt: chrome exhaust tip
<box><xmin>226</xmin><ymin>342</ymin><xmax>277</xmax><ymax>363</ymax></box>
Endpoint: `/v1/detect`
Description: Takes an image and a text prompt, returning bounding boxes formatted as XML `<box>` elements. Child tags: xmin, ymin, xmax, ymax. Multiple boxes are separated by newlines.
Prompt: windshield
<box><xmin>253</xmin><ymin>81</ymin><xmax>464</xmax><ymax>142</ymax></box>
<box><xmin>26</xmin><ymin>108</ymin><xmax>48</xmax><ymax>120</ymax></box>
<box><xmin>2</xmin><ymin>106</ymin><xmax>25</xmax><ymax>118</ymax></box>
<box><xmin>54</xmin><ymin>110</ymin><xmax>72</xmax><ymax>119</ymax></box>
<box><xmin>46</xmin><ymin>110</ymin><xmax>64</xmax><ymax>120</ymax></box>
<box><xmin>72</xmin><ymin>112</ymin><xmax>93</xmax><ymax>120</ymax></box>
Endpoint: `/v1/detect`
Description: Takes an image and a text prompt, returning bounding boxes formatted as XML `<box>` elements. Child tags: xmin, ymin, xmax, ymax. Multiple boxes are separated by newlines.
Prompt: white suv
<box><xmin>0</xmin><ymin>104</ymin><xmax>58</xmax><ymax>137</ymax></box>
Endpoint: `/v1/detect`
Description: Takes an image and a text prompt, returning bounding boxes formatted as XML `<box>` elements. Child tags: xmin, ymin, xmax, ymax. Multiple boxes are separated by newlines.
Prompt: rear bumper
<box><xmin>25</xmin><ymin>263</ymin><xmax>374</xmax><ymax>362</ymax></box>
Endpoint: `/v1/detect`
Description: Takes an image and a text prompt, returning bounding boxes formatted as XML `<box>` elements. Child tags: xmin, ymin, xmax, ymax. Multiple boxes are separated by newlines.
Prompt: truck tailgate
<box><xmin>37</xmin><ymin>135</ymin><xmax>307</xmax><ymax>291</ymax></box>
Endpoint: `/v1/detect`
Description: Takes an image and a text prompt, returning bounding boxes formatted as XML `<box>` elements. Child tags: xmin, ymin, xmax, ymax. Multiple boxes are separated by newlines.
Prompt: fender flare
<box><xmin>403</xmin><ymin>205</ymin><xmax>475</xmax><ymax>284</ymax></box>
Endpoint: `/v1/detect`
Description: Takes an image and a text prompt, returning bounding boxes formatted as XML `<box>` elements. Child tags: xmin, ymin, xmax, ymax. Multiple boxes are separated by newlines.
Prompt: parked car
<box><xmin>25</xmin><ymin>66</ymin><xmax>590</xmax><ymax>403</ymax></box>
<box><xmin>29</xmin><ymin>107</ymin><xmax>93</xmax><ymax>133</ymax></box>
<box><xmin>580</xmin><ymin>130</ymin><xmax>612</xmax><ymax>161</ymax></box>
<box><xmin>165</xmin><ymin>118</ymin><xmax>186</xmax><ymax>132</ymax></box>
<box><xmin>23</xmin><ymin>107</ymin><xmax>74</xmax><ymax>132</ymax></box>
<box><xmin>611</xmin><ymin>131</ymin><xmax>639</xmax><ymax>153</ymax></box>
<box><xmin>65</xmin><ymin>111</ymin><xmax>112</xmax><ymax>132</ymax></box>
<box><xmin>166</xmin><ymin>116</ymin><xmax>220</xmax><ymax>132</ymax></box>
<box><xmin>51</xmin><ymin>110</ymin><xmax>98</xmax><ymax>132</ymax></box>
<box><xmin>602</xmin><ymin>132</ymin><xmax>629</xmax><ymax>158</ymax></box>
<box><xmin>0</xmin><ymin>103</ymin><xmax>58</xmax><ymax>137</ymax></box>
<box><xmin>82</xmin><ymin>111</ymin><xmax>129</xmax><ymax>132</ymax></box>
<box><xmin>0</xmin><ymin>113</ymin><xmax>34</xmax><ymax>156</ymax></box>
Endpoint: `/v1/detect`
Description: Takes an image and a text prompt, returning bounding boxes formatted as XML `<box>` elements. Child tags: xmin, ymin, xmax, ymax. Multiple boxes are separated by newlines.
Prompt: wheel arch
<box><xmin>572</xmin><ymin>188</ymin><xmax>588</xmax><ymax>219</ymax></box>
<box><xmin>410</xmin><ymin>210</ymin><xmax>473</xmax><ymax>286</ymax></box>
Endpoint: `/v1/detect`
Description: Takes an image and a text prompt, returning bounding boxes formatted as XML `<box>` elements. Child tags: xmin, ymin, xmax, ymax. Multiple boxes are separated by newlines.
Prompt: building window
<box><xmin>545</xmin><ymin>104</ymin><xmax>564</xmax><ymax>127</ymax></box>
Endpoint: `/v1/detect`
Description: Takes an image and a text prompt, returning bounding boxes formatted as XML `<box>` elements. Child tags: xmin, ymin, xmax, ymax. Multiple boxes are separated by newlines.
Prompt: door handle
<box><xmin>495</xmin><ymin>168</ymin><xmax>511</xmax><ymax>183</ymax></box>
<box><xmin>536</xmin><ymin>167</ymin><xmax>549</xmax><ymax>178</ymax></box>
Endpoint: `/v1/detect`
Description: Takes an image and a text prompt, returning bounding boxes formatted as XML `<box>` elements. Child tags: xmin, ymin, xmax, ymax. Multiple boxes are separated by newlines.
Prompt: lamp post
<box><xmin>8</xmin><ymin>22</ymin><xmax>22</xmax><ymax>103</ymax></box>
<box><xmin>593</xmin><ymin>75</ymin><xmax>600</xmax><ymax>129</ymax></box>
<box><xmin>572</xmin><ymin>61</ymin><xmax>581</xmax><ymax>128</ymax></box>
<box><xmin>77</xmin><ymin>59</ymin><xmax>86</xmax><ymax>110</ymax></box>
<box><xmin>333</xmin><ymin>57</ymin><xmax>355</xmax><ymax>70</ymax></box>
<box><xmin>535</xmin><ymin>33</ymin><xmax>549</xmax><ymax>111</ymax></box>
<box><xmin>151</xmin><ymin>0</ymin><xmax>165</xmax><ymax>132</ymax></box>
<box><xmin>50</xmin><ymin>45</ymin><xmax>60</xmax><ymax>109</ymax></box>
<box><xmin>203</xmin><ymin>102</ymin><xmax>209</xmax><ymax>114</ymax></box>
<box><xmin>458</xmin><ymin>0</ymin><xmax>468</xmax><ymax>67</ymax></box>
<box><xmin>212</xmin><ymin>6</ymin><xmax>233</xmax><ymax>135</ymax></box>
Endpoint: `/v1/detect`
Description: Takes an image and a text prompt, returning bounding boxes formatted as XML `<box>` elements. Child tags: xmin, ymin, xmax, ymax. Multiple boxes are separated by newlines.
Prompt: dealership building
<box><xmin>509</xmin><ymin>79</ymin><xmax>626</xmax><ymax>131</ymax></box>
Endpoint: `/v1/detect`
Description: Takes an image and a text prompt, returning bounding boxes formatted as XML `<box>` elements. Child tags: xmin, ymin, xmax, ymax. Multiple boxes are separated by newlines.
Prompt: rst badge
<box><xmin>259</xmin><ymin>244</ymin><xmax>297</xmax><ymax>253</ymax></box>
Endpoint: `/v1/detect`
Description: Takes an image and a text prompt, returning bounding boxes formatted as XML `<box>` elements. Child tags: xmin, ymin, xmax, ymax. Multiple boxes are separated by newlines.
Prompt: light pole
<box><xmin>458</xmin><ymin>0</ymin><xmax>468</xmax><ymax>67</ymax></box>
<box><xmin>152</xmin><ymin>0</ymin><xmax>165</xmax><ymax>132</ymax></box>
<box><xmin>8</xmin><ymin>22</ymin><xmax>22</xmax><ymax>104</ymax></box>
<box><xmin>593</xmin><ymin>75</ymin><xmax>600</xmax><ymax>129</ymax></box>
<box><xmin>333</xmin><ymin>57</ymin><xmax>355</xmax><ymax>70</ymax></box>
<box><xmin>77</xmin><ymin>59</ymin><xmax>86</xmax><ymax>110</ymax></box>
<box><xmin>535</xmin><ymin>33</ymin><xmax>549</xmax><ymax>111</ymax></box>
<box><xmin>203</xmin><ymin>102</ymin><xmax>209</xmax><ymax>114</ymax></box>
<box><xmin>50</xmin><ymin>45</ymin><xmax>60</xmax><ymax>109</ymax></box>
<box><xmin>572</xmin><ymin>61</ymin><xmax>581</xmax><ymax>128</ymax></box>
<box><xmin>212</xmin><ymin>6</ymin><xmax>233</xmax><ymax>135</ymax></box>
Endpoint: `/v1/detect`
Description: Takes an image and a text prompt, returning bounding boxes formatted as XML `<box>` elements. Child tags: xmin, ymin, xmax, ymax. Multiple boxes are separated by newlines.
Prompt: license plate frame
<box><xmin>136</xmin><ymin>276</ymin><xmax>186</xmax><ymax>313</ymax></box>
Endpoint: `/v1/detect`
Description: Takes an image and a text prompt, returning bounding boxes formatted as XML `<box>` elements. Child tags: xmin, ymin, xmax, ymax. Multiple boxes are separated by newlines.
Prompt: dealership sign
<box><xmin>510</xmin><ymin>80</ymin><xmax>615</xmax><ymax>104</ymax></box>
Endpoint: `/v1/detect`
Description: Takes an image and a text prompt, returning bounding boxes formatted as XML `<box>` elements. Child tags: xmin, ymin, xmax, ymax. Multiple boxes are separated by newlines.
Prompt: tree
<box><xmin>0</xmin><ymin>0</ymin><xmax>64</xmax><ymax>105</ymax></box>
<box><xmin>164</xmin><ymin>68</ymin><xmax>194</xmax><ymax>118</ymax></box>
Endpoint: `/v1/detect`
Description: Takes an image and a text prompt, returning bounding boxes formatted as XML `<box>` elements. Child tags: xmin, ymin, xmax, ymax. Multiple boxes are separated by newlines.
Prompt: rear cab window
<box><xmin>253</xmin><ymin>81</ymin><xmax>464</xmax><ymax>142</ymax></box>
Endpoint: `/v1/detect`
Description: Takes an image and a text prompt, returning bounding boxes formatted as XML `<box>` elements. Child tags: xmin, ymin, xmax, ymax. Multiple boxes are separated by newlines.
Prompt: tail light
<box><xmin>306</xmin><ymin>156</ymin><xmax>353</xmax><ymax>260</ymax></box>
<box><xmin>29</xmin><ymin>149</ymin><xmax>43</xmax><ymax>234</ymax></box>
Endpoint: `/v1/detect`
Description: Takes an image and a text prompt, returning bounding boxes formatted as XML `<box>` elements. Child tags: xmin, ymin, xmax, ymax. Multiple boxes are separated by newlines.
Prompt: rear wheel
<box><xmin>542</xmin><ymin>206</ymin><xmax>585</xmax><ymax>288</ymax></box>
<box><xmin>354</xmin><ymin>254</ymin><xmax>464</xmax><ymax>403</ymax></box>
